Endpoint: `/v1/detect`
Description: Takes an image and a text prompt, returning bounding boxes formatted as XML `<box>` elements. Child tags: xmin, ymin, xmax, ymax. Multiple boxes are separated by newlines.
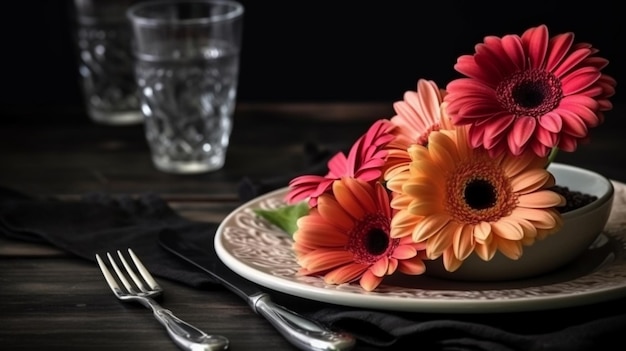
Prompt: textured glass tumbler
<box><xmin>127</xmin><ymin>0</ymin><xmax>244</xmax><ymax>174</ymax></box>
<box><xmin>73</xmin><ymin>0</ymin><xmax>143</xmax><ymax>125</ymax></box>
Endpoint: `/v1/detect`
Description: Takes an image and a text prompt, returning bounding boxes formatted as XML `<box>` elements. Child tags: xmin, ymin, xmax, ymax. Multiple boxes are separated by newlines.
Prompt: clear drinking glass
<box><xmin>127</xmin><ymin>0</ymin><xmax>244</xmax><ymax>174</ymax></box>
<box><xmin>73</xmin><ymin>0</ymin><xmax>144</xmax><ymax>125</ymax></box>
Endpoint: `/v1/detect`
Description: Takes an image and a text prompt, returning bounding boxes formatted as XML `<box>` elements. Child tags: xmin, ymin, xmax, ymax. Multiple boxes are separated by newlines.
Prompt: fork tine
<box><xmin>96</xmin><ymin>250</ymin><xmax>229</xmax><ymax>350</ymax></box>
<box><xmin>107</xmin><ymin>252</ymin><xmax>135</xmax><ymax>294</ymax></box>
<box><xmin>128</xmin><ymin>248</ymin><xmax>161</xmax><ymax>291</ymax></box>
<box><xmin>96</xmin><ymin>254</ymin><xmax>123</xmax><ymax>295</ymax></box>
<box><xmin>117</xmin><ymin>249</ymin><xmax>148</xmax><ymax>293</ymax></box>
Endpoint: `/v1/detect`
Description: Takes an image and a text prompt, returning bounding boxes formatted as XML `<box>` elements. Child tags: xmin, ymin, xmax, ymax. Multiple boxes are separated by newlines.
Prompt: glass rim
<box><xmin>126</xmin><ymin>0</ymin><xmax>244</xmax><ymax>26</ymax></box>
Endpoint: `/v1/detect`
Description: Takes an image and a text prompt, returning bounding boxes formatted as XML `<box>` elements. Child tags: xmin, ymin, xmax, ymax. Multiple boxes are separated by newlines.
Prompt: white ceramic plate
<box><xmin>215</xmin><ymin>180</ymin><xmax>626</xmax><ymax>313</ymax></box>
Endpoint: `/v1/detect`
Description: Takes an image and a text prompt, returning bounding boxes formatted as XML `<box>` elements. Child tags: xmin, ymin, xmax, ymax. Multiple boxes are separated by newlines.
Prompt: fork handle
<box><xmin>153</xmin><ymin>308</ymin><xmax>230</xmax><ymax>351</ymax></box>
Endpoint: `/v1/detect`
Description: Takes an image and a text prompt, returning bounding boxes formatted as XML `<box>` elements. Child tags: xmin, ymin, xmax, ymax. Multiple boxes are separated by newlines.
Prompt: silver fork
<box><xmin>96</xmin><ymin>248</ymin><xmax>229</xmax><ymax>351</ymax></box>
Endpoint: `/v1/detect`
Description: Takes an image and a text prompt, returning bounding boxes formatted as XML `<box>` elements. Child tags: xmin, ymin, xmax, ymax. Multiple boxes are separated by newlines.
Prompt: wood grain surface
<box><xmin>1</xmin><ymin>102</ymin><xmax>626</xmax><ymax>351</ymax></box>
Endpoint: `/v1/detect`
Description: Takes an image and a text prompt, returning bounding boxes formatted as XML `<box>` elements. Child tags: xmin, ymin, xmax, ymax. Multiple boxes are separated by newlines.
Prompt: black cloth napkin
<box><xmin>3</xmin><ymin>186</ymin><xmax>626</xmax><ymax>350</ymax></box>
<box><xmin>0</xmin><ymin>186</ymin><xmax>218</xmax><ymax>288</ymax></box>
<box><xmin>0</xmin><ymin>142</ymin><xmax>335</xmax><ymax>288</ymax></box>
<box><xmin>309</xmin><ymin>308</ymin><xmax>626</xmax><ymax>351</ymax></box>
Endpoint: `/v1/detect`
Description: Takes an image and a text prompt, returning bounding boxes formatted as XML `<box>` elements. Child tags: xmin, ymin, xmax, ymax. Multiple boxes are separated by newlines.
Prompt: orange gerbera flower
<box><xmin>293</xmin><ymin>177</ymin><xmax>426</xmax><ymax>291</ymax></box>
<box><xmin>445</xmin><ymin>24</ymin><xmax>616</xmax><ymax>157</ymax></box>
<box><xmin>390</xmin><ymin>126</ymin><xmax>566</xmax><ymax>272</ymax></box>
<box><xmin>286</xmin><ymin>119</ymin><xmax>394</xmax><ymax>206</ymax></box>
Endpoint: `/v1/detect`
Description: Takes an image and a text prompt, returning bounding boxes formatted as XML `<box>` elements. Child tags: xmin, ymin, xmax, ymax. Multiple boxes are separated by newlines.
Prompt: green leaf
<box><xmin>254</xmin><ymin>201</ymin><xmax>310</xmax><ymax>236</ymax></box>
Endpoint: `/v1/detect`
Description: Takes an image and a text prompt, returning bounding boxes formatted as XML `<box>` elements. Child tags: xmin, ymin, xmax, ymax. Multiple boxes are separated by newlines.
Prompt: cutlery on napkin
<box><xmin>3</xmin><ymin>185</ymin><xmax>626</xmax><ymax>351</ymax></box>
<box><xmin>2</xmin><ymin>136</ymin><xmax>626</xmax><ymax>351</ymax></box>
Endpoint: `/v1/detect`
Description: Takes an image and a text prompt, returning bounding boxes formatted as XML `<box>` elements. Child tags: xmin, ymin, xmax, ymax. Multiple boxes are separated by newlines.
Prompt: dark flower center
<box><xmin>446</xmin><ymin>158</ymin><xmax>517</xmax><ymax>224</ymax></box>
<box><xmin>365</xmin><ymin>228</ymin><xmax>389</xmax><ymax>255</ymax></box>
<box><xmin>496</xmin><ymin>69</ymin><xmax>563</xmax><ymax>118</ymax></box>
<box><xmin>512</xmin><ymin>81</ymin><xmax>546</xmax><ymax>108</ymax></box>
<box><xmin>464</xmin><ymin>178</ymin><xmax>496</xmax><ymax>210</ymax></box>
<box><xmin>348</xmin><ymin>214</ymin><xmax>397</xmax><ymax>263</ymax></box>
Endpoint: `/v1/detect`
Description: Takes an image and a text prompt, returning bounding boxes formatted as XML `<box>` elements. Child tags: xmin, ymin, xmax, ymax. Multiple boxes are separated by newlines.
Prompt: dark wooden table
<box><xmin>2</xmin><ymin>102</ymin><xmax>626</xmax><ymax>351</ymax></box>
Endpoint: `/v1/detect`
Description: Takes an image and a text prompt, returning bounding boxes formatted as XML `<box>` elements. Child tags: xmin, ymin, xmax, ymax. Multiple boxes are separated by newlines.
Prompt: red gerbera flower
<box><xmin>285</xmin><ymin>119</ymin><xmax>394</xmax><ymax>206</ymax></box>
<box><xmin>445</xmin><ymin>24</ymin><xmax>616</xmax><ymax>157</ymax></box>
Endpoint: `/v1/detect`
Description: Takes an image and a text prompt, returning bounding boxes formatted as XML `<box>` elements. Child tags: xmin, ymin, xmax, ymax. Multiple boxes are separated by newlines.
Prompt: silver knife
<box><xmin>158</xmin><ymin>229</ymin><xmax>356</xmax><ymax>351</ymax></box>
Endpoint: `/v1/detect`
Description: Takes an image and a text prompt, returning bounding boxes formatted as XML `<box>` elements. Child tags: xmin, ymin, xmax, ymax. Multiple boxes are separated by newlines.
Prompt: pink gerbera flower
<box><xmin>383</xmin><ymin>78</ymin><xmax>454</xmax><ymax>193</ymax></box>
<box><xmin>285</xmin><ymin>119</ymin><xmax>394</xmax><ymax>206</ymax></box>
<box><xmin>445</xmin><ymin>24</ymin><xmax>617</xmax><ymax>157</ymax></box>
<box><xmin>293</xmin><ymin>177</ymin><xmax>427</xmax><ymax>291</ymax></box>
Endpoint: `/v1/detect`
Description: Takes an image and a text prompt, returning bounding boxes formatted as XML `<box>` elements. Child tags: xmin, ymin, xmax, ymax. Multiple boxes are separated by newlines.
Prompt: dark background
<box><xmin>1</xmin><ymin>0</ymin><xmax>624</xmax><ymax>111</ymax></box>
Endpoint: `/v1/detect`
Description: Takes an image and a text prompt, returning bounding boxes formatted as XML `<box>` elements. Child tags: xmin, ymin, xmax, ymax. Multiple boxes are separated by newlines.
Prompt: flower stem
<box><xmin>547</xmin><ymin>147</ymin><xmax>560</xmax><ymax>167</ymax></box>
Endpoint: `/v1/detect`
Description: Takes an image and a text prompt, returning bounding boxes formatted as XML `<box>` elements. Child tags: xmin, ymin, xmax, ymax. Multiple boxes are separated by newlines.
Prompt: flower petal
<box><xmin>324</xmin><ymin>263</ymin><xmax>368</xmax><ymax>285</ymax></box>
<box><xmin>453</xmin><ymin>224</ymin><xmax>475</xmax><ymax>260</ymax></box>
<box><xmin>298</xmin><ymin>250</ymin><xmax>354</xmax><ymax>273</ymax></box>
<box><xmin>392</xmin><ymin>245</ymin><xmax>418</xmax><ymax>260</ymax></box>
<box><xmin>496</xmin><ymin>238</ymin><xmax>523</xmax><ymax>260</ymax></box>
<box><xmin>397</xmin><ymin>256</ymin><xmax>426</xmax><ymax>275</ymax></box>
<box><xmin>491</xmin><ymin>218</ymin><xmax>525</xmax><ymax>241</ymax></box>
<box><xmin>359</xmin><ymin>269</ymin><xmax>384</xmax><ymax>291</ymax></box>
<box><xmin>517</xmin><ymin>190</ymin><xmax>566</xmax><ymax>208</ymax></box>
<box><xmin>508</xmin><ymin>117</ymin><xmax>537</xmax><ymax>155</ymax></box>
<box><xmin>510</xmin><ymin>168</ymin><xmax>554</xmax><ymax>194</ymax></box>
<box><xmin>412</xmin><ymin>214</ymin><xmax>451</xmax><ymax>242</ymax></box>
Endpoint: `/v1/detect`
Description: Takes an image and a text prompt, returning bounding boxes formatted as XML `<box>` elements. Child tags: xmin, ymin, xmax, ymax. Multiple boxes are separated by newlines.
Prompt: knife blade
<box><xmin>158</xmin><ymin>229</ymin><xmax>356</xmax><ymax>351</ymax></box>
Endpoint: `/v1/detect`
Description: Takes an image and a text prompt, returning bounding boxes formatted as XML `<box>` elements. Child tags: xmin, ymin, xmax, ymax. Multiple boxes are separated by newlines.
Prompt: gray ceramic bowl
<box><xmin>424</xmin><ymin>162</ymin><xmax>614</xmax><ymax>281</ymax></box>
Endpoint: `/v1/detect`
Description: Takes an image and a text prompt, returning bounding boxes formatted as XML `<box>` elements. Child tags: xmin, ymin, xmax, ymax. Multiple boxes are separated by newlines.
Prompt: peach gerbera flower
<box><xmin>293</xmin><ymin>177</ymin><xmax>427</xmax><ymax>291</ymax></box>
<box><xmin>286</xmin><ymin>119</ymin><xmax>394</xmax><ymax>206</ymax></box>
<box><xmin>390</xmin><ymin>126</ymin><xmax>566</xmax><ymax>272</ymax></box>
<box><xmin>445</xmin><ymin>24</ymin><xmax>617</xmax><ymax>158</ymax></box>
<box><xmin>384</xmin><ymin>79</ymin><xmax>454</xmax><ymax>191</ymax></box>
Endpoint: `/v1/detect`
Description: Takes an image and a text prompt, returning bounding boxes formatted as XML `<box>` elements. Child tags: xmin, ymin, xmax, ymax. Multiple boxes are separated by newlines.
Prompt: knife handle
<box><xmin>251</xmin><ymin>293</ymin><xmax>356</xmax><ymax>351</ymax></box>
